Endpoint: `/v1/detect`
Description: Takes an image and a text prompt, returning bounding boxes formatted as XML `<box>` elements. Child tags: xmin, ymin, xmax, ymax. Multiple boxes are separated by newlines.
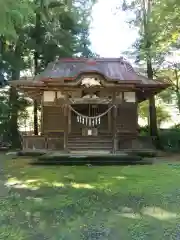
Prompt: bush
<box><xmin>139</xmin><ymin>126</ymin><xmax>180</xmax><ymax>152</ymax></box>
<box><xmin>159</xmin><ymin>129</ymin><xmax>180</xmax><ymax>152</ymax></box>
<box><xmin>139</xmin><ymin>126</ymin><xmax>150</xmax><ymax>136</ymax></box>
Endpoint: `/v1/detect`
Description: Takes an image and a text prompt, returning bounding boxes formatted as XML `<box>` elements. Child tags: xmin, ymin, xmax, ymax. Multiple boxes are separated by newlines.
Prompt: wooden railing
<box><xmin>118</xmin><ymin>135</ymin><xmax>154</xmax><ymax>150</ymax></box>
<box><xmin>22</xmin><ymin>133</ymin><xmax>152</xmax><ymax>151</ymax></box>
<box><xmin>22</xmin><ymin>135</ymin><xmax>64</xmax><ymax>150</ymax></box>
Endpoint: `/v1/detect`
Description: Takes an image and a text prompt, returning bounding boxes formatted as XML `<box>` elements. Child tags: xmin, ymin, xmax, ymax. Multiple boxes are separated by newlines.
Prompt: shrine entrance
<box><xmin>69</xmin><ymin>104</ymin><xmax>113</xmax><ymax>135</ymax></box>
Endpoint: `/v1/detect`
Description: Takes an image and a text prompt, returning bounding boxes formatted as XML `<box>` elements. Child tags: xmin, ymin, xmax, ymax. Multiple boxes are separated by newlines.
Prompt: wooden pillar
<box><xmin>64</xmin><ymin>95</ymin><xmax>69</xmax><ymax>152</ymax></box>
<box><xmin>112</xmin><ymin>92</ymin><xmax>117</xmax><ymax>154</ymax></box>
<box><xmin>108</xmin><ymin>104</ymin><xmax>111</xmax><ymax>132</ymax></box>
<box><xmin>40</xmin><ymin>96</ymin><xmax>43</xmax><ymax>135</ymax></box>
<box><xmin>135</xmin><ymin>93</ymin><xmax>139</xmax><ymax>134</ymax></box>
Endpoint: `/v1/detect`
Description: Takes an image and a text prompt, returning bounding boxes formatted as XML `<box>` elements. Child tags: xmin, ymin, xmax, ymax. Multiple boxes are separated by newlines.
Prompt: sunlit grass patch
<box><xmin>2</xmin><ymin>155</ymin><xmax>180</xmax><ymax>239</ymax></box>
<box><xmin>141</xmin><ymin>206</ymin><xmax>179</xmax><ymax>220</ymax></box>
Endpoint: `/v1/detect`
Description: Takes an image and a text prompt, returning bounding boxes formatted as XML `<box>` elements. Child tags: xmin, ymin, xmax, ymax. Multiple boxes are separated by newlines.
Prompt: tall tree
<box><xmin>122</xmin><ymin>0</ymin><xmax>159</xmax><ymax>145</ymax></box>
<box><xmin>0</xmin><ymin>0</ymin><xmax>97</xmax><ymax>145</ymax></box>
<box><xmin>30</xmin><ymin>0</ymin><xmax>96</xmax><ymax>134</ymax></box>
<box><xmin>0</xmin><ymin>1</ymin><xmax>34</xmax><ymax>147</ymax></box>
<box><xmin>122</xmin><ymin>0</ymin><xmax>180</xmax><ymax>146</ymax></box>
<box><xmin>142</xmin><ymin>0</ymin><xmax>158</xmax><ymax>142</ymax></box>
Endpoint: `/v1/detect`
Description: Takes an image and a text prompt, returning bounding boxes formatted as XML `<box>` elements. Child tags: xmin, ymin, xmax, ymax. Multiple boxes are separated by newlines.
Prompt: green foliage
<box><xmin>0</xmin><ymin>0</ymin><xmax>96</xmax><ymax>144</ymax></box>
<box><xmin>158</xmin><ymin>88</ymin><xmax>174</xmax><ymax>105</ymax></box>
<box><xmin>122</xmin><ymin>0</ymin><xmax>180</xmax><ymax>64</ymax></box>
<box><xmin>140</xmin><ymin>126</ymin><xmax>180</xmax><ymax>152</ymax></box>
<box><xmin>31</xmin><ymin>0</ymin><xmax>96</xmax><ymax>65</ymax></box>
<box><xmin>139</xmin><ymin>100</ymin><xmax>171</xmax><ymax>128</ymax></box>
<box><xmin>0</xmin><ymin>0</ymin><xmax>34</xmax><ymax>38</ymax></box>
<box><xmin>159</xmin><ymin>129</ymin><xmax>180</xmax><ymax>152</ymax></box>
<box><xmin>155</xmin><ymin>60</ymin><xmax>180</xmax><ymax>113</ymax></box>
<box><xmin>139</xmin><ymin>125</ymin><xmax>150</xmax><ymax>136</ymax></box>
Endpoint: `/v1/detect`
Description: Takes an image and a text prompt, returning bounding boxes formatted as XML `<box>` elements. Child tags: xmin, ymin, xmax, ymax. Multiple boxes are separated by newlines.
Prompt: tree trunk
<box><xmin>9</xmin><ymin>70</ymin><xmax>21</xmax><ymax>148</ymax></box>
<box><xmin>33</xmin><ymin>11</ymin><xmax>41</xmax><ymax>135</ymax></box>
<box><xmin>8</xmin><ymin>39</ymin><xmax>22</xmax><ymax>149</ymax></box>
<box><xmin>174</xmin><ymin>68</ymin><xmax>180</xmax><ymax>113</ymax></box>
<box><xmin>33</xmin><ymin>51</ymin><xmax>39</xmax><ymax>135</ymax></box>
<box><xmin>147</xmin><ymin>58</ymin><xmax>160</xmax><ymax>148</ymax></box>
<box><xmin>176</xmin><ymin>91</ymin><xmax>180</xmax><ymax>114</ymax></box>
<box><xmin>148</xmin><ymin>95</ymin><xmax>158</xmax><ymax>136</ymax></box>
<box><xmin>33</xmin><ymin>100</ymin><xmax>38</xmax><ymax>135</ymax></box>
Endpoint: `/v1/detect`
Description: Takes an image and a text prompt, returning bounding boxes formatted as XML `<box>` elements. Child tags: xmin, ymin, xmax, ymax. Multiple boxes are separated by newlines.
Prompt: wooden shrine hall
<box><xmin>11</xmin><ymin>57</ymin><xmax>170</xmax><ymax>154</ymax></box>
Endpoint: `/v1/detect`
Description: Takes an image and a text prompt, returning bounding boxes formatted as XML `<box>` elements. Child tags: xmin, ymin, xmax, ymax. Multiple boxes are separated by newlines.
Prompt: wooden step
<box><xmin>67</xmin><ymin>134</ymin><xmax>113</xmax><ymax>151</ymax></box>
<box><xmin>67</xmin><ymin>140</ymin><xmax>112</xmax><ymax>144</ymax></box>
<box><xmin>68</xmin><ymin>140</ymin><xmax>112</xmax><ymax>144</ymax></box>
<box><xmin>68</xmin><ymin>136</ymin><xmax>112</xmax><ymax>139</ymax></box>
<box><xmin>68</xmin><ymin>142</ymin><xmax>112</xmax><ymax>146</ymax></box>
<box><xmin>68</xmin><ymin>143</ymin><xmax>112</xmax><ymax>147</ymax></box>
<box><xmin>67</xmin><ymin>147</ymin><xmax>112</xmax><ymax>151</ymax></box>
<box><xmin>68</xmin><ymin>144</ymin><xmax>112</xmax><ymax>150</ymax></box>
<box><xmin>68</xmin><ymin>136</ymin><xmax>112</xmax><ymax>140</ymax></box>
<box><xmin>68</xmin><ymin>144</ymin><xmax>112</xmax><ymax>148</ymax></box>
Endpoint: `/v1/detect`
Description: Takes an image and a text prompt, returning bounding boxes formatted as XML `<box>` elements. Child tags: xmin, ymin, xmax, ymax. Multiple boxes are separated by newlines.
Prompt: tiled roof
<box><xmin>33</xmin><ymin>58</ymin><xmax>170</xmax><ymax>87</ymax></box>
<box><xmin>35</xmin><ymin>58</ymin><xmax>133</xmax><ymax>80</ymax></box>
<box><xmin>35</xmin><ymin>58</ymin><xmax>134</xmax><ymax>81</ymax></box>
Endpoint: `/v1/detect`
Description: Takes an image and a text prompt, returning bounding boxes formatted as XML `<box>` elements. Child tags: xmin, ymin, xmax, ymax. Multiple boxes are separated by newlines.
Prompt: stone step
<box><xmin>35</xmin><ymin>160</ymin><xmax>152</xmax><ymax>166</ymax></box>
<box><xmin>36</xmin><ymin>153</ymin><xmax>153</xmax><ymax>166</ymax></box>
<box><xmin>69</xmin><ymin>150</ymin><xmax>111</xmax><ymax>155</ymax></box>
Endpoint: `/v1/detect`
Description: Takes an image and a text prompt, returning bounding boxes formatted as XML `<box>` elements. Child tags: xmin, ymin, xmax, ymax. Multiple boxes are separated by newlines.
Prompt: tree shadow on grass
<box><xmin>3</xmin><ymin>157</ymin><xmax>180</xmax><ymax>239</ymax></box>
<box><xmin>3</xmin><ymin>181</ymin><xmax>180</xmax><ymax>240</ymax></box>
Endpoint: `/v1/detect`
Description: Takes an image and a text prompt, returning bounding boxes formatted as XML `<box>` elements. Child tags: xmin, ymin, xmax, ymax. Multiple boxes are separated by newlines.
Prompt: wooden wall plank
<box><xmin>42</xmin><ymin>106</ymin><xmax>65</xmax><ymax>133</ymax></box>
<box><xmin>116</xmin><ymin>103</ymin><xmax>138</xmax><ymax>133</ymax></box>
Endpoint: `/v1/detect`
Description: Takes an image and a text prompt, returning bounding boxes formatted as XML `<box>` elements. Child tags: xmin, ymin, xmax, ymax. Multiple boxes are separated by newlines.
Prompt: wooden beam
<box><xmin>44</xmin><ymin>130</ymin><xmax>64</xmax><ymax>133</ymax></box>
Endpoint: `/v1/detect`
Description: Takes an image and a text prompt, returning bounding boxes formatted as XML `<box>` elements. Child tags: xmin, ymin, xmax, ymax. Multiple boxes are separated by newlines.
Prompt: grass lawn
<box><xmin>1</xmin><ymin>155</ymin><xmax>180</xmax><ymax>239</ymax></box>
